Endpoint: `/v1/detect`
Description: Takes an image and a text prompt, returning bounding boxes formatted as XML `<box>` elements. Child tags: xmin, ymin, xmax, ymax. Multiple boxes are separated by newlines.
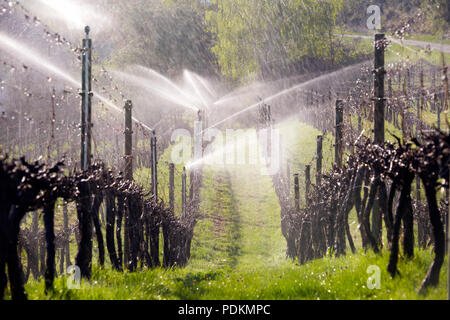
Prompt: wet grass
<box><xmin>403</xmin><ymin>34</ymin><xmax>450</xmax><ymax>46</ymax></box>
<box><xmin>19</xmin><ymin>249</ymin><xmax>447</xmax><ymax>300</ymax></box>
<box><xmin>385</xmin><ymin>42</ymin><xmax>450</xmax><ymax>65</ymax></box>
<box><xmin>189</xmin><ymin>168</ymin><xmax>242</xmax><ymax>271</ymax></box>
<box><xmin>8</xmin><ymin>116</ymin><xmax>448</xmax><ymax>300</ymax></box>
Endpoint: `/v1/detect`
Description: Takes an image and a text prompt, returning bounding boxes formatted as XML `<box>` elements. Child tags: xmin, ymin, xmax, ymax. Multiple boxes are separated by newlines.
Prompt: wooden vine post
<box><xmin>436</xmin><ymin>93</ymin><xmax>440</xmax><ymax>130</ymax></box>
<box><xmin>294</xmin><ymin>173</ymin><xmax>300</xmax><ymax>213</ymax></box>
<box><xmin>358</xmin><ymin>107</ymin><xmax>362</xmax><ymax>135</ymax></box>
<box><xmin>316</xmin><ymin>135</ymin><xmax>323</xmax><ymax>185</ymax></box>
<box><xmin>151</xmin><ymin>129</ymin><xmax>158</xmax><ymax>199</ymax></box>
<box><xmin>335</xmin><ymin>99</ymin><xmax>343</xmax><ymax>168</ymax></box>
<box><xmin>416</xmin><ymin>68</ymin><xmax>425</xmax><ymax>203</ymax></box>
<box><xmin>169</xmin><ymin>163</ymin><xmax>175</xmax><ymax>212</ymax></box>
<box><xmin>373</xmin><ymin>33</ymin><xmax>386</xmax><ymax>245</ymax></box>
<box><xmin>305</xmin><ymin>165</ymin><xmax>311</xmax><ymax>203</ymax></box>
<box><xmin>388</xmin><ymin>76</ymin><xmax>392</xmax><ymax>123</ymax></box>
<box><xmin>63</xmin><ymin>201</ymin><xmax>70</xmax><ymax>268</ymax></box>
<box><xmin>374</xmin><ymin>33</ymin><xmax>385</xmax><ymax>145</ymax></box>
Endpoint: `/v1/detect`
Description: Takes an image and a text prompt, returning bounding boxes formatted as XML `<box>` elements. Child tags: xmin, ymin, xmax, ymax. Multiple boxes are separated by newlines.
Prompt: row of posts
<box><xmin>291</xmin><ymin>34</ymin><xmax>386</xmax><ymax>229</ymax></box>
<box><xmin>292</xmin><ymin>34</ymin><xmax>386</xmax><ymax>211</ymax></box>
<box><xmin>80</xmin><ymin>29</ymin><xmax>449</xmax><ymax>299</ymax></box>
<box><xmin>293</xmin><ymin>33</ymin><xmax>450</xmax><ymax>300</ymax></box>
<box><xmin>292</xmin><ymin>135</ymin><xmax>323</xmax><ymax>212</ymax></box>
<box><xmin>123</xmin><ymin>101</ymin><xmax>188</xmax><ymax>216</ymax></box>
<box><xmin>79</xmin><ymin>26</ymin><xmax>188</xmax><ymax>217</ymax></box>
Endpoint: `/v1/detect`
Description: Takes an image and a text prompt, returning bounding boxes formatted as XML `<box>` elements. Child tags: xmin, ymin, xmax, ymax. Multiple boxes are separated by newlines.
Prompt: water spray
<box><xmin>111</xmin><ymin>70</ymin><xmax>199</xmax><ymax>112</ymax></box>
<box><xmin>184</xmin><ymin>70</ymin><xmax>210</xmax><ymax>109</ymax></box>
<box><xmin>204</xmin><ymin>61</ymin><xmax>370</xmax><ymax>133</ymax></box>
<box><xmin>0</xmin><ymin>30</ymin><xmax>154</xmax><ymax>133</ymax></box>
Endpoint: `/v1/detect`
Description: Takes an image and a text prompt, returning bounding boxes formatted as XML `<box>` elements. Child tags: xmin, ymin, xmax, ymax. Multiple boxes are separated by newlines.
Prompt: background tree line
<box><xmin>338</xmin><ymin>0</ymin><xmax>450</xmax><ymax>36</ymax></box>
<box><xmin>105</xmin><ymin>0</ymin><xmax>448</xmax><ymax>85</ymax></box>
<box><xmin>107</xmin><ymin>0</ymin><xmax>369</xmax><ymax>84</ymax></box>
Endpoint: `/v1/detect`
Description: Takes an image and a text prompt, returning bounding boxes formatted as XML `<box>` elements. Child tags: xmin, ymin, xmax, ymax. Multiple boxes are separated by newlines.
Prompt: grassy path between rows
<box><xmin>16</xmin><ymin>122</ymin><xmax>448</xmax><ymax>300</ymax></box>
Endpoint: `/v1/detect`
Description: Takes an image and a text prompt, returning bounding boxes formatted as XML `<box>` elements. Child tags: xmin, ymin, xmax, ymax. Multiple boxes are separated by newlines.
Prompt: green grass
<box><xmin>403</xmin><ymin>34</ymin><xmax>450</xmax><ymax>46</ymax></box>
<box><xmin>348</xmin><ymin>34</ymin><xmax>450</xmax><ymax>65</ymax></box>
<box><xmin>385</xmin><ymin>41</ymin><xmax>450</xmax><ymax>65</ymax></box>
<box><xmin>189</xmin><ymin>168</ymin><xmax>242</xmax><ymax>270</ymax></box>
<box><xmin>341</xmin><ymin>31</ymin><xmax>450</xmax><ymax>46</ymax></box>
<box><xmin>7</xmin><ymin>118</ymin><xmax>448</xmax><ymax>300</ymax></box>
<box><xmin>19</xmin><ymin>249</ymin><xmax>447</xmax><ymax>300</ymax></box>
<box><xmin>412</xmin><ymin>106</ymin><xmax>448</xmax><ymax>131</ymax></box>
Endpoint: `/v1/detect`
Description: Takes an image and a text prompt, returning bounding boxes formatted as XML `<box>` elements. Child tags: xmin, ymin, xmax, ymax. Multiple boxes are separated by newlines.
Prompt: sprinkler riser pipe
<box><xmin>80</xmin><ymin>33</ymin><xmax>92</xmax><ymax>171</ymax></box>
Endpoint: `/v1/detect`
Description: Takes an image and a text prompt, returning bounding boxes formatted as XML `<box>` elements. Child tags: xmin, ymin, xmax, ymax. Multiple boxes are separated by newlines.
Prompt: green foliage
<box><xmin>206</xmin><ymin>0</ymin><xmax>346</xmax><ymax>82</ymax></box>
<box><xmin>111</xmin><ymin>0</ymin><xmax>217</xmax><ymax>77</ymax></box>
<box><xmin>339</xmin><ymin>0</ymin><xmax>449</xmax><ymax>37</ymax></box>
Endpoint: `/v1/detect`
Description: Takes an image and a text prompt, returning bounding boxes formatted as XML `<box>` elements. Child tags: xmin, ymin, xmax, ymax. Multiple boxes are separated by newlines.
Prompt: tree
<box><xmin>206</xmin><ymin>0</ymin><xmax>344</xmax><ymax>82</ymax></box>
<box><xmin>111</xmin><ymin>0</ymin><xmax>218</xmax><ymax>78</ymax></box>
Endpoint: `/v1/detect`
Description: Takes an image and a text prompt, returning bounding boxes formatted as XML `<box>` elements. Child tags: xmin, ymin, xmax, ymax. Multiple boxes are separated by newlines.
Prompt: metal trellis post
<box><xmin>80</xmin><ymin>26</ymin><xmax>92</xmax><ymax>170</ymax></box>
<box><xmin>335</xmin><ymin>99</ymin><xmax>344</xmax><ymax>168</ymax></box>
